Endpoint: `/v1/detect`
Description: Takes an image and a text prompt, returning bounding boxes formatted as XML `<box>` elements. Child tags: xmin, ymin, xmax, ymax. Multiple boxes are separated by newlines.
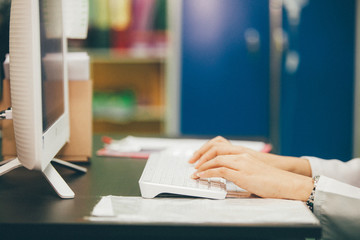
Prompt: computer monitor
<box><xmin>0</xmin><ymin>0</ymin><xmax>86</xmax><ymax>198</ymax></box>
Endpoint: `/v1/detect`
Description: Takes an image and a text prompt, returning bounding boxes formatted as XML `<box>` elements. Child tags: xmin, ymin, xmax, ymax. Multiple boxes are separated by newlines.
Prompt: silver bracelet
<box><xmin>306</xmin><ymin>175</ymin><xmax>320</xmax><ymax>212</ymax></box>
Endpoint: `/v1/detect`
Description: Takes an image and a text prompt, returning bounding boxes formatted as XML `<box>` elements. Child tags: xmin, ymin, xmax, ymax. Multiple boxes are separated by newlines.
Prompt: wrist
<box><xmin>269</xmin><ymin>156</ymin><xmax>311</xmax><ymax>177</ymax></box>
<box><xmin>287</xmin><ymin>174</ymin><xmax>314</xmax><ymax>201</ymax></box>
<box><xmin>288</xmin><ymin>157</ymin><xmax>312</xmax><ymax>177</ymax></box>
<box><xmin>269</xmin><ymin>170</ymin><xmax>314</xmax><ymax>201</ymax></box>
<box><xmin>300</xmin><ymin>176</ymin><xmax>315</xmax><ymax>202</ymax></box>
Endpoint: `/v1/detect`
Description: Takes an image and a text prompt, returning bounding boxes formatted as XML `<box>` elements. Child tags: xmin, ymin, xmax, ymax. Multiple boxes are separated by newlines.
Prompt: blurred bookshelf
<box><xmin>69</xmin><ymin>0</ymin><xmax>169</xmax><ymax>135</ymax></box>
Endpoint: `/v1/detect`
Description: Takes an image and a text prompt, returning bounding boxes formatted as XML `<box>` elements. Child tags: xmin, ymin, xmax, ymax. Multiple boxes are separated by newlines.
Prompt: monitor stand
<box><xmin>0</xmin><ymin>158</ymin><xmax>87</xmax><ymax>199</ymax></box>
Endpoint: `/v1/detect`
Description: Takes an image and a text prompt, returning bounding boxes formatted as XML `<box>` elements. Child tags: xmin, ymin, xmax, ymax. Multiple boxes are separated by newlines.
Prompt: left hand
<box><xmin>191</xmin><ymin>153</ymin><xmax>313</xmax><ymax>201</ymax></box>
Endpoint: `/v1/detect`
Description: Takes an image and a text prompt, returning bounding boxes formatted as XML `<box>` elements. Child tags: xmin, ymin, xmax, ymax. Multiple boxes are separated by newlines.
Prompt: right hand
<box><xmin>191</xmin><ymin>152</ymin><xmax>314</xmax><ymax>201</ymax></box>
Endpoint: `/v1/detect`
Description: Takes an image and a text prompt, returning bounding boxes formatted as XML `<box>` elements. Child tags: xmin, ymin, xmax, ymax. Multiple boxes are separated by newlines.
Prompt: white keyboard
<box><xmin>139</xmin><ymin>149</ymin><xmax>246</xmax><ymax>199</ymax></box>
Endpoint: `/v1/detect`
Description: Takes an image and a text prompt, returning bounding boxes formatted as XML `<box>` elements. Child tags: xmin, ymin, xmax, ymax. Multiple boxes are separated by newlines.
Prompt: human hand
<box><xmin>189</xmin><ymin>136</ymin><xmax>312</xmax><ymax>177</ymax></box>
<box><xmin>188</xmin><ymin>136</ymin><xmax>249</xmax><ymax>169</ymax></box>
<box><xmin>191</xmin><ymin>153</ymin><xmax>313</xmax><ymax>201</ymax></box>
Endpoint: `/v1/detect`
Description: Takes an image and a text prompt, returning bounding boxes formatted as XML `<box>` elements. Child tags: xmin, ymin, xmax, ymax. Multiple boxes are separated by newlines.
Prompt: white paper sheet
<box><xmin>105</xmin><ymin>136</ymin><xmax>268</xmax><ymax>153</ymax></box>
<box><xmin>4</xmin><ymin>53</ymin><xmax>89</xmax><ymax>81</ymax></box>
<box><xmin>64</xmin><ymin>0</ymin><xmax>89</xmax><ymax>39</ymax></box>
<box><xmin>89</xmin><ymin>196</ymin><xmax>319</xmax><ymax>225</ymax></box>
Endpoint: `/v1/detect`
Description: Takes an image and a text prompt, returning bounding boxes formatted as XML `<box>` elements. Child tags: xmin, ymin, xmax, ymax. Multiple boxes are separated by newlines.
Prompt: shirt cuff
<box><xmin>313</xmin><ymin>176</ymin><xmax>360</xmax><ymax>239</ymax></box>
<box><xmin>301</xmin><ymin>156</ymin><xmax>325</xmax><ymax>177</ymax></box>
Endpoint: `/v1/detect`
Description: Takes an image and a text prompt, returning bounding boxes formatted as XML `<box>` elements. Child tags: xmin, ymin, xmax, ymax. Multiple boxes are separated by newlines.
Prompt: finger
<box><xmin>189</xmin><ymin>136</ymin><xmax>227</xmax><ymax>163</ymax></box>
<box><xmin>196</xmin><ymin>155</ymin><xmax>246</xmax><ymax>173</ymax></box>
<box><xmin>194</xmin><ymin>145</ymin><xmax>244</xmax><ymax>169</ymax></box>
<box><xmin>188</xmin><ymin>136</ymin><xmax>229</xmax><ymax>163</ymax></box>
<box><xmin>188</xmin><ymin>150</ymin><xmax>203</xmax><ymax>164</ymax></box>
<box><xmin>192</xmin><ymin>167</ymin><xmax>241</xmax><ymax>185</ymax></box>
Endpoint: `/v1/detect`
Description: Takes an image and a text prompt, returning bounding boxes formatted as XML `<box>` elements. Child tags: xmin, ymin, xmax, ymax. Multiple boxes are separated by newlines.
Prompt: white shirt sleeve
<box><xmin>313</xmin><ymin>176</ymin><xmax>360</xmax><ymax>239</ymax></box>
<box><xmin>305</xmin><ymin>156</ymin><xmax>360</xmax><ymax>187</ymax></box>
<box><xmin>303</xmin><ymin>157</ymin><xmax>360</xmax><ymax>239</ymax></box>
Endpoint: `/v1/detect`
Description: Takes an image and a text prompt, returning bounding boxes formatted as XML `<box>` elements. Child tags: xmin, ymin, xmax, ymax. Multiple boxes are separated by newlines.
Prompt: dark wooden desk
<box><xmin>0</xmin><ymin>136</ymin><xmax>321</xmax><ymax>240</ymax></box>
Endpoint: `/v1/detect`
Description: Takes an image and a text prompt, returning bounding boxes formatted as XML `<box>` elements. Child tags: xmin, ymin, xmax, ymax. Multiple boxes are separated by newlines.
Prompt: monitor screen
<box><xmin>39</xmin><ymin>0</ymin><xmax>65</xmax><ymax>132</ymax></box>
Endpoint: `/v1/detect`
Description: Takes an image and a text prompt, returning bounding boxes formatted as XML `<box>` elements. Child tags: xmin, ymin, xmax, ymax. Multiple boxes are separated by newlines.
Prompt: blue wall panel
<box><xmin>180</xmin><ymin>0</ymin><xmax>270</xmax><ymax>137</ymax></box>
<box><xmin>280</xmin><ymin>0</ymin><xmax>355</xmax><ymax>160</ymax></box>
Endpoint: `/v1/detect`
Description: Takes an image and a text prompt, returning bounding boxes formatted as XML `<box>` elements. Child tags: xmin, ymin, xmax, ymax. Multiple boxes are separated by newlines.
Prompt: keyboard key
<box><xmin>210</xmin><ymin>181</ymin><xmax>222</xmax><ymax>191</ymax></box>
<box><xmin>198</xmin><ymin>179</ymin><xmax>209</xmax><ymax>189</ymax></box>
<box><xmin>186</xmin><ymin>179</ymin><xmax>198</xmax><ymax>188</ymax></box>
<box><xmin>172</xmin><ymin>176</ymin><xmax>185</xmax><ymax>186</ymax></box>
<box><xmin>226</xmin><ymin>181</ymin><xmax>246</xmax><ymax>192</ymax></box>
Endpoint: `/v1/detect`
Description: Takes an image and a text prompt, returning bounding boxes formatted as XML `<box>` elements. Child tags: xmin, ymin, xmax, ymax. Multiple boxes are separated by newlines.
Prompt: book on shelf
<box><xmin>76</xmin><ymin>0</ymin><xmax>168</xmax><ymax>57</ymax></box>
